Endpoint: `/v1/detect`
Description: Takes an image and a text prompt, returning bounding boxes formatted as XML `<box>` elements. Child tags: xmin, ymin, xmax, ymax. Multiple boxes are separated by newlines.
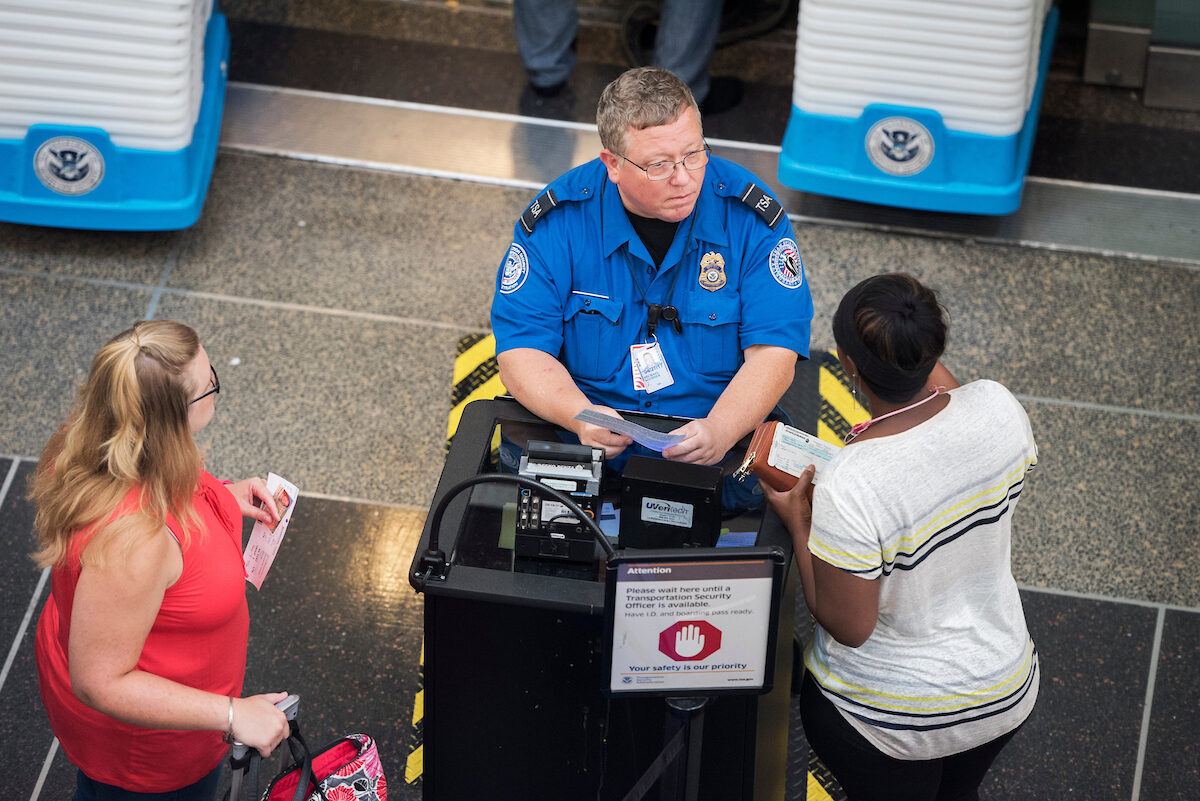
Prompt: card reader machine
<box><xmin>516</xmin><ymin>441</ymin><xmax>604</xmax><ymax>561</ymax></box>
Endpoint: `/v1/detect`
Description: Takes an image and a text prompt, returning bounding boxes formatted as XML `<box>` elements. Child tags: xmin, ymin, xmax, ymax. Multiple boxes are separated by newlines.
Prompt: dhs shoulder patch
<box><xmin>769</xmin><ymin>238</ymin><xmax>804</xmax><ymax>289</ymax></box>
<box><xmin>739</xmin><ymin>182</ymin><xmax>785</xmax><ymax>229</ymax></box>
<box><xmin>500</xmin><ymin>243</ymin><xmax>530</xmax><ymax>294</ymax></box>
<box><xmin>519</xmin><ymin>188</ymin><xmax>560</xmax><ymax>234</ymax></box>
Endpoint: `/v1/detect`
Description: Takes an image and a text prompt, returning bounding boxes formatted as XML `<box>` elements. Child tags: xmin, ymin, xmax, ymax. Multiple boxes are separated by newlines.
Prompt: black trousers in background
<box><xmin>800</xmin><ymin>672</ymin><xmax>1019</xmax><ymax>801</ymax></box>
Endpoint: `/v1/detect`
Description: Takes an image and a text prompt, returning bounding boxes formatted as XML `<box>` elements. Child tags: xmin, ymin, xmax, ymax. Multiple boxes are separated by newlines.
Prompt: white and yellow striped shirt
<box><xmin>807</xmin><ymin>379</ymin><xmax>1039</xmax><ymax>760</ymax></box>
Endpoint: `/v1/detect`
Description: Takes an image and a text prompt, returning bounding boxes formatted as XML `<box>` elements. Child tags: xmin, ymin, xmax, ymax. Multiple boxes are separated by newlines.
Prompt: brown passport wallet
<box><xmin>733</xmin><ymin>421</ymin><xmax>800</xmax><ymax>492</ymax></box>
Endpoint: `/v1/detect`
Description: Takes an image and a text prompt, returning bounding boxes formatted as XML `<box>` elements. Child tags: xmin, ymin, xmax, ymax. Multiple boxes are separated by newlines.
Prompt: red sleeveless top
<box><xmin>35</xmin><ymin>470</ymin><xmax>249</xmax><ymax>792</ymax></box>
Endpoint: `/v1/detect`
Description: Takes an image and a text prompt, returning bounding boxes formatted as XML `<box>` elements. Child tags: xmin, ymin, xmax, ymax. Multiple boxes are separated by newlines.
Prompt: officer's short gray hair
<box><xmin>597</xmin><ymin>67</ymin><xmax>701</xmax><ymax>155</ymax></box>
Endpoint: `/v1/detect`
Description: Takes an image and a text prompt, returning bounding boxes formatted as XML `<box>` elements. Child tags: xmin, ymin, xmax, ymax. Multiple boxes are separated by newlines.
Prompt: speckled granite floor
<box><xmin>2</xmin><ymin>1</ymin><xmax>1199</xmax><ymax>799</ymax></box>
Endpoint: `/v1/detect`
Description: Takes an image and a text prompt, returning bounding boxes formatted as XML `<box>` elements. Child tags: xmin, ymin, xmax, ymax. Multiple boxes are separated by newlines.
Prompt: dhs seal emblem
<box><xmin>698</xmin><ymin>251</ymin><xmax>726</xmax><ymax>292</ymax></box>
<box><xmin>865</xmin><ymin>117</ymin><xmax>933</xmax><ymax>176</ymax></box>
<box><xmin>499</xmin><ymin>243</ymin><xmax>530</xmax><ymax>294</ymax></box>
<box><xmin>34</xmin><ymin>137</ymin><xmax>105</xmax><ymax>196</ymax></box>
<box><xmin>768</xmin><ymin>238</ymin><xmax>803</xmax><ymax>289</ymax></box>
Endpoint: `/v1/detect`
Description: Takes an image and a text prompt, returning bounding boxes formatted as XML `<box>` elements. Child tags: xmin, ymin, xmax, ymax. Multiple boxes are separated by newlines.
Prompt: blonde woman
<box><xmin>33</xmin><ymin>321</ymin><xmax>290</xmax><ymax>800</ymax></box>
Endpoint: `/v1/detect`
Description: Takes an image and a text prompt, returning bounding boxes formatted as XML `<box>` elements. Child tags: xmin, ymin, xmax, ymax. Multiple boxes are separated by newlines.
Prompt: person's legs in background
<box><xmin>622</xmin><ymin>0</ymin><xmax>741</xmax><ymax>113</ymax></box>
<box><xmin>652</xmin><ymin>0</ymin><xmax>723</xmax><ymax>104</ymax></box>
<box><xmin>513</xmin><ymin>0</ymin><xmax>578</xmax><ymax>95</ymax></box>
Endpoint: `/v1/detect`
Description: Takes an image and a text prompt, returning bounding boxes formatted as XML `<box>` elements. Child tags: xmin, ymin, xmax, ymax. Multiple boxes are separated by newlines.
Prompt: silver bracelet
<box><xmin>222</xmin><ymin>697</ymin><xmax>235</xmax><ymax>744</ymax></box>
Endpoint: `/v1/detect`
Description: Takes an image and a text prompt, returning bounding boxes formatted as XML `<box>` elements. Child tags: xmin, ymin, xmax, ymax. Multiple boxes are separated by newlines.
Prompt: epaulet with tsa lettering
<box><xmin>739</xmin><ymin>182</ymin><xmax>785</xmax><ymax>229</ymax></box>
<box><xmin>519</xmin><ymin>188</ymin><xmax>560</xmax><ymax>234</ymax></box>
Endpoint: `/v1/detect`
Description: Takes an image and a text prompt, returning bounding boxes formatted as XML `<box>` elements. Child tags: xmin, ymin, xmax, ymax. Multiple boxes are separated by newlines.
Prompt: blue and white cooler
<box><xmin>0</xmin><ymin>0</ymin><xmax>229</xmax><ymax>230</ymax></box>
<box><xmin>778</xmin><ymin>0</ymin><xmax>1058</xmax><ymax>215</ymax></box>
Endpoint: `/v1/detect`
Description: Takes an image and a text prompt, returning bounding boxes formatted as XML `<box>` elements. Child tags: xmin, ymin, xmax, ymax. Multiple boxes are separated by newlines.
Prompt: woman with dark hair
<box><xmin>32</xmin><ymin>320</ymin><xmax>291</xmax><ymax>800</ymax></box>
<box><xmin>766</xmin><ymin>273</ymin><xmax>1039</xmax><ymax>800</ymax></box>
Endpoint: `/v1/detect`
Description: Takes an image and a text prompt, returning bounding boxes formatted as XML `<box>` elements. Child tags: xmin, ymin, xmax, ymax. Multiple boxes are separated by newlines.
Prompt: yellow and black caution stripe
<box><xmin>447</xmin><ymin>333</ymin><xmax>506</xmax><ymax>451</ymax></box>
<box><xmin>807</xmin><ymin>746</ymin><xmax>842</xmax><ymax>801</ymax></box>
<box><xmin>816</xmin><ymin>350</ymin><xmax>870</xmax><ymax>446</ymax></box>
<box><xmin>404</xmin><ymin>640</ymin><xmax>424</xmax><ymax>785</ymax></box>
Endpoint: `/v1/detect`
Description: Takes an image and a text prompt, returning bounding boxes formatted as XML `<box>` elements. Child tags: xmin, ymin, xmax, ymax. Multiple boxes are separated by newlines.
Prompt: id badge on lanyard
<box><xmin>631</xmin><ymin>339</ymin><xmax>675</xmax><ymax>393</ymax></box>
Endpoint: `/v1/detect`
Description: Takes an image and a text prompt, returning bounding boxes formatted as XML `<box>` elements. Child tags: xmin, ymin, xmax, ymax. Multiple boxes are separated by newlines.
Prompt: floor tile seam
<box><xmin>787</xmin><ymin>210</ymin><xmax>1200</xmax><ymax>270</ymax></box>
<box><xmin>0</xmin><ymin>267</ymin><xmax>492</xmax><ymax>336</ymax></box>
<box><xmin>1012</xmin><ymin>393</ymin><xmax>1200</xmax><ymax>424</ymax></box>
<box><xmin>0</xmin><ymin>458</ymin><xmax>19</xmax><ymax>512</ymax></box>
<box><xmin>30</xmin><ymin>737</ymin><xmax>59</xmax><ymax>801</ymax></box>
<box><xmin>299</xmin><ymin>489</ymin><xmax>430</xmax><ymax>513</ymax></box>
<box><xmin>0</xmin><ymin>265</ymin><xmax>152</xmax><ymax>295</ymax></box>
<box><xmin>156</xmin><ymin>287</ymin><xmax>493</xmax><ymax>334</ymax></box>
<box><xmin>1032</xmin><ymin>175</ymin><xmax>1200</xmax><ymax>202</ymax></box>
<box><xmin>0</xmin><ymin>566</ymin><xmax>49</xmax><ymax>698</ymax></box>
<box><xmin>1018</xmin><ymin>583</ymin><xmax>1200</xmax><ymax>615</ymax></box>
<box><xmin>1129</xmin><ymin>607</ymin><xmax>1165</xmax><ymax>801</ymax></box>
<box><xmin>144</xmin><ymin>230</ymin><xmax>189</xmax><ymax>322</ymax></box>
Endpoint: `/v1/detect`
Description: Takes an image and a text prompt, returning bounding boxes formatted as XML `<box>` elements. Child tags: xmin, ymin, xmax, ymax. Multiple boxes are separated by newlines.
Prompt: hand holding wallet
<box><xmin>733</xmin><ymin>421</ymin><xmax>840</xmax><ymax>491</ymax></box>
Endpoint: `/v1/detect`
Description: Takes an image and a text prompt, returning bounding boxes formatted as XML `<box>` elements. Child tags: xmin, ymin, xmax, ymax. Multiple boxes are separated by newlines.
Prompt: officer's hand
<box><xmin>662</xmin><ymin>418</ymin><xmax>735</xmax><ymax>466</ymax></box>
<box><xmin>575</xmin><ymin>405</ymin><xmax>633</xmax><ymax>459</ymax></box>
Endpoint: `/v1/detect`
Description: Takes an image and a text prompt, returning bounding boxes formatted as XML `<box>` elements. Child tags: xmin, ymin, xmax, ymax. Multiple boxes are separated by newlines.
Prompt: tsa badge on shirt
<box><xmin>499</xmin><ymin>243</ymin><xmax>529</xmax><ymax>294</ymax></box>
<box><xmin>768</xmin><ymin>238</ymin><xmax>804</xmax><ymax>289</ymax></box>
<box><xmin>698</xmin><ymin>251</ymin><xmax>727</xmax><ymax>291</ymax></box>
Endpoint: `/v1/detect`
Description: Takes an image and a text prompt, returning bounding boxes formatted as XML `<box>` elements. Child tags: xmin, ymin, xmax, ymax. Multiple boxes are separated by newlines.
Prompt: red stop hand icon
<box><xmin>658</xmin><ymin>620</ymin><xmax>722</xmax><ymax>661</ymax></box>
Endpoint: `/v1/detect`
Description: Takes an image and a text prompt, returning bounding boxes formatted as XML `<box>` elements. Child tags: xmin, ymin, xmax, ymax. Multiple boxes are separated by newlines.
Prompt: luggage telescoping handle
<box><xmin>230</xmin><ymin>694</ymin><xmax>300</xmax><ymax>758</ymax></box>
<box><xmin>229</xmin><ymin>694</ymin><xmax>301</xmax><ymax>800</ymax></box>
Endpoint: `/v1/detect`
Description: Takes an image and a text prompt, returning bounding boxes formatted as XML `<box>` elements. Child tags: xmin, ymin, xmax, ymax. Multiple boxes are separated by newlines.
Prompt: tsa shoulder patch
<box><xmin>739</xmin><ymin>182</ymin><xmax>785</xmax><ymax>229</ymax></box>
<box><xmin>500</xmin><ymin>243</ymin><xmax>530</xmax><ymax>294</ymax></box>
<box><xmin>768</xmin><ymin>238</ymin><xmax>804</xmax><ymax>289</ymax></box>
<box><xmin>519</xmin><ymin>188</ymin><xmax>559</xmax><ymax>234</ymax></box>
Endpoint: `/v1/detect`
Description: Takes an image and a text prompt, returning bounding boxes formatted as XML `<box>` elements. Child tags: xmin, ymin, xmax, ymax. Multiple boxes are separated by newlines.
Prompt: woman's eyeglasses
<box><xmin>189</xmin><ymin>364</ymin><xmax>220</xmax><ymax>405</ymax></box>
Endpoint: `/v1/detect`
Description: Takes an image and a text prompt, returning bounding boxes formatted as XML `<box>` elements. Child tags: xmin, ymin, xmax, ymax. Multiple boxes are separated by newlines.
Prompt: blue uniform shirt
<box><xmin>490</xmin><ymin>155</ymin><xmax>813</xmax><ymax>419</ymax></box>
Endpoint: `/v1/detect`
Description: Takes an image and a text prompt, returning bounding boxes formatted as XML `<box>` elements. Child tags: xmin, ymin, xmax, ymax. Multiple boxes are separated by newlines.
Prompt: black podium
<box><xmin>410</xmin><ymin>398</ymin><xmax>796</xmax><ymax>801</ymax></box>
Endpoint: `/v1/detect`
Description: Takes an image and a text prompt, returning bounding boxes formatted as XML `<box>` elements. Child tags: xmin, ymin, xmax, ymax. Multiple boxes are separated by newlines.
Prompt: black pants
<box><xmin>800</xmin><ymin>672</ymin><xmax>1018</xmax><ymax>801</ymax></box>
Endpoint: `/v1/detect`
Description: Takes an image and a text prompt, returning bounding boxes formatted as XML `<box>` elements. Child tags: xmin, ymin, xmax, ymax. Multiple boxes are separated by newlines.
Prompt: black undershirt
<box><xmin>625</xmin><ymin>210</ymin><xmax>679</xmax><ymax>269</ymax></box>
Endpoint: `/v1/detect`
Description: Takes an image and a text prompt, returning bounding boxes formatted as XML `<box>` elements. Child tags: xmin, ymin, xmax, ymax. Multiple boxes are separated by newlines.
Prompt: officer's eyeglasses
<box><xmin>619</xmin><ymin>144</ymin><xmax>710</xmax><ymax>181</ymax></box>
<box><xmin>189</xmin><ymin>364</ymin><xmax>220</xmax><ymax>405</ymax></box>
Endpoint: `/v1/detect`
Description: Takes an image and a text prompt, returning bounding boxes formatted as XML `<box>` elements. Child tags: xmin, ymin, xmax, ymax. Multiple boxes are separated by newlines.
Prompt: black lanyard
<box><xmin>622</xmin><ymin>205</ymin><xmax>698</xmax><ymax>342</ymax></box>
<box><xmin>626</xmin><ymin>259</ymin><xmax>683</xmax><ymax>340</ymax></box>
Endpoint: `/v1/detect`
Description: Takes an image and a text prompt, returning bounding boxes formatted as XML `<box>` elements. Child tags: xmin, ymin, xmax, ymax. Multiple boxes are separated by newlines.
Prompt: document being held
<box><xmin>243</xmin><ymin>472</ymin><xmax>299</xmax><ymax>590</ymax></box>
<box><xmin>574</xmin><ymin>408</ymin><xmax>686</xmax><ymax>452</ymax></box>
<box><xmin>735</xmin><ymin>422</ymin><xmax>840</xmax><ymax>491</ymax></box>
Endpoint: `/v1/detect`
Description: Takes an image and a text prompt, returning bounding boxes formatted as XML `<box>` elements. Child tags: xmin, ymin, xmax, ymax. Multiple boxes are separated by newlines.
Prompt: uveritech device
<box><xmin>516</xmin><ymin>440</ymin><xmax>604</xmax><ymax>561</ymax></box>
<box><xmin>619</xmin><ymin>455</ymin><xmax>722</xmax><ymax>549</ymax></box>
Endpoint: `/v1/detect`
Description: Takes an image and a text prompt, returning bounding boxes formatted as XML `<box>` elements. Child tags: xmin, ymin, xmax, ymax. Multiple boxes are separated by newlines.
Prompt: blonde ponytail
<box><xmin>32</xmin><ymin>321</ymin><xmax>205</xmax><ymax>568</ymax></box>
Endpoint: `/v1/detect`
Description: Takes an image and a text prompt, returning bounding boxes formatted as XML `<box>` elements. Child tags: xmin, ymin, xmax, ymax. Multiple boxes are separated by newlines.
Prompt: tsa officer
<box><xmin>490</xmin><ymin>67</ymin><xmax>813</xmax><ymax>467</ymax></box>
